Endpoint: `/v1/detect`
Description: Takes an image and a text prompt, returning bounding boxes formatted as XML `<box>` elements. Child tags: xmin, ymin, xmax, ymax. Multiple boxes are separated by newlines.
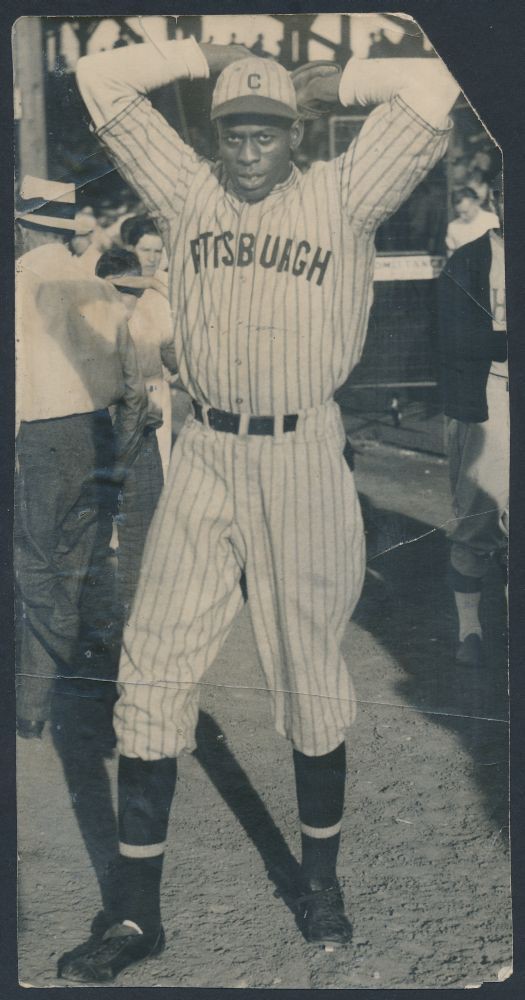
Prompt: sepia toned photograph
<box><xmin>14</xmin><ymin>11</ymin><xmax>511</xmax><ymax>988</ymax></box>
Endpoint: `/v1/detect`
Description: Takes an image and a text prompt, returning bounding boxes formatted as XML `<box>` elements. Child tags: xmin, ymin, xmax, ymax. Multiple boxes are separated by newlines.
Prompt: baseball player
<box><xmin>59</xmin><ymin>40</ymin><xmax>459</xmax><ymax>981</ymax></box>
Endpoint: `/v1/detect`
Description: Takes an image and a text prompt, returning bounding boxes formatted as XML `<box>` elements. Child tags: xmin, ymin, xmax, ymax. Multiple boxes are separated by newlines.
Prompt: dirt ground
<box><xmin>17</xmin><ymin>438</ymin><xmax>512</xmax><ymax>989</ymax></box>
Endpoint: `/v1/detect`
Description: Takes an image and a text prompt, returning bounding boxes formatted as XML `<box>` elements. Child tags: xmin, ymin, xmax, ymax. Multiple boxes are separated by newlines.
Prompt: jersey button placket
<box><xmin>232</xmin><ymin>203</ymin><xmax>249</xmax><ymax>411</ymax></box>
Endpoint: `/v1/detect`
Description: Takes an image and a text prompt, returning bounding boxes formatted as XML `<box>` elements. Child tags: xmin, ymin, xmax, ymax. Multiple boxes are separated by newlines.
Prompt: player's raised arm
<box><xmin>339</xmin><ymin>57</ymin><xmax>459</xmax><ymax>130</ymax></box>
<box><xmin>76</xmin><ymin>40</ymin><xmax>250</xmax><ymax>128</ymax></box>
<box><xmin>335</xmin><ymin>57</ymin><xmax>460</xmax><ymax>232</ymax></box>
<box><xmin>76</xmin><ymin>41</ymin><xmax>248</xmax><ymax>233</ymax></box>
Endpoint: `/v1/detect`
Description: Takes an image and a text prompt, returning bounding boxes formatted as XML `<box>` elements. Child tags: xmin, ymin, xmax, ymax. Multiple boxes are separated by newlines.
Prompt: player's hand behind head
<box><xmin>291</xmin><ymin>61</ymin><xmax>342</xmax><ymax>120</ymax></box>
<box><xmin>199</xmin><ymin>43</ymin><xmax>252</xmax><ymax>76</ymax></box>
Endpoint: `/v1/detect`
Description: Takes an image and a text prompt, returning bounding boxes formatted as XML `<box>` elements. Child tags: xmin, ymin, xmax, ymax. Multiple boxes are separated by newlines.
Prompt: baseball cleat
<box><xmin>456</xmin><ymin>633</ymin><xmax>483</xmax><ymax>667</ymax></box>
<box><xmin>57</xmin><ymin>920</ymin><xmax>165</xmax><ymax>983</ymax></box>
<box><xmin>296</xmin><ymin>879</ymin><xmax>352</xmax><ymax>949</ymax></box>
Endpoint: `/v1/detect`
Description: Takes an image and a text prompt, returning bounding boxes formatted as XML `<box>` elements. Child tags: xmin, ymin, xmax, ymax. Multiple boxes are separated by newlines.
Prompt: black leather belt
<box><xmin>192</xmin><ymin>401</ymin><xmax>298</xmax><ymax>436</ymax></box>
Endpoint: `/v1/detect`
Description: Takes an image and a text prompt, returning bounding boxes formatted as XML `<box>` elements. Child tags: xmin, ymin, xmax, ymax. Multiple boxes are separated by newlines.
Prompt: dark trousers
<box><xmin>117</xmin><ymin>429</ymin><xmax>164</xmax><ymax>622</ymax></box>
<box><xmin>15</xmin><ymin>411</ymin><xmax>115</xmax><ymax>721</ymax></box>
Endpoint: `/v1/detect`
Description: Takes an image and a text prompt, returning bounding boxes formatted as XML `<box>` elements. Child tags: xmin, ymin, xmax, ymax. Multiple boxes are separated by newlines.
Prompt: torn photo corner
<box><xmin>13</xmin><ymin>11</ymin><xmax>511</xmax><ymax>990</ymax></box>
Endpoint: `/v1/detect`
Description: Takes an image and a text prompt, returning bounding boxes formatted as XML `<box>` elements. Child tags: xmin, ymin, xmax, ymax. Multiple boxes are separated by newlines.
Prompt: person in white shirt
<box><xmin>445</xmin><ymin>185</ymin><xmax>499</xmax><ymax>253</ymax></box>
<box><xmin>15</xmin><ymin>176</ymin><xmax>148</xmax><ymax>740</ymax></box>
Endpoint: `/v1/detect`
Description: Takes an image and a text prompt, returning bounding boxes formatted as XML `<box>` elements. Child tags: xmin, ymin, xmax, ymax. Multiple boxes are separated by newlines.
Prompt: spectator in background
<box><xmin>446</xmin><ymin>186</ymin><xmax>499</xmax><ymax>254</ymax></box>
<box><xmin>121</xmin><ymin>215</ymin><xmax>172</xmax><ymax>458</ymax></box>
<box><xmin>437</xmin><ymin>172</ymin><xmax>508</xmax><ymax>667</ymax></box>
<box><xmin>466</xmin><ymin>167</ymin><xmax>490</xmax><ymax>208</ymax></box>
<box><xmin>450</xmin><ymin>157</ymin><xmax>469</xmax><ymax>188</ymax></box>
<box><xmin>70</xmin><ymin>208</ymin><xmax>96</xmax><ymax>255</ymax></box>
<box><xmin>121</xmin><ymin>216</ymin><xmax>164</xmax><ymax>275</ymax></box>
<box><xmin>72</xmin><ymin>198</ymin><xmax>130</xmax><ymax>274</ymax></box>
<box><xmin>96</xmin><ymin>248</ymin><xmax>177</xmax><ymax>623</ymax></box>
<box><xmin>120</xmin><ymin>214</ymin><xmax>141</xmax><ymax>250</ymax></box>
<box><xmin>96</xmin><ymin>196</ymin><xmax>126</xmax><ymax>232</ymax></box>
<box><xmin>15</xmin><ymin>177</ymin><xmax>148</xmax><ymax>739</ymax></box>
<box><xmin>96</xmin><ymin>247</ymin><xmax>144</xmax><ymax>315</ymax></box>
<box><xmin>92</xmin><ymin>195</ymin><xmax>142</xmax><ymax>256</ymax></box>
<box><xmin>470</xmin><ymin>149</ymin><xmax>492</xmax><ymax>175</ymax></box>
<box><xmin>250</xmin><ymin>33</ymin><xmax>266</xmax><ymax>57</ymax></box>
<box><xmin>71</xmin><ymin>208</ymin><xmax>100</xmax><ymax>273</ymax></box>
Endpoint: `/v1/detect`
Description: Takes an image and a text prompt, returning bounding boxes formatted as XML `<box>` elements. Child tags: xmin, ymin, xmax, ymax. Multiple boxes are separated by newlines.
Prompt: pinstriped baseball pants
<box><xmin>114</xmin><ymin>400</ymin><xmax>365</xmax><ymax>760</ymax></box>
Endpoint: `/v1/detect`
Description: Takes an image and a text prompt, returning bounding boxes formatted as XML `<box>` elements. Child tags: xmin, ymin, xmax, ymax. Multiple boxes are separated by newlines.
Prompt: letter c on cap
<box><xmin>247</xmin><ymin>73</ymin><xmax>261</xmax><ymax>90</ymax></box>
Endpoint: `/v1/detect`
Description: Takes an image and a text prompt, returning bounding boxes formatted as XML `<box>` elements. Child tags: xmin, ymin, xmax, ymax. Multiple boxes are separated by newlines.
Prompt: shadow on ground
<box><xmin>194</xmin><ymin>711</ymin><xmax>303</xmax><ymax>914</ymax></box>
<box><xmin>47</xmin><ymin>491</ymin><xmax>508</xmax><ymax>922</ymax></box>
<box><xmin>49</xmin><ymin>697</ymin><xmax>303</xmax><ymax>925</ymax></box>
<box><xmin>356</xmin><ymin>492</ymin><xmax>509</xmax><ymax>836</ymax></box>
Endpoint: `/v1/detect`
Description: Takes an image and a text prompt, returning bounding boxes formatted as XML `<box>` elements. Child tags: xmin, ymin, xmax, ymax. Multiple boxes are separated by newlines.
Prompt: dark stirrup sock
<box><xmin>293</xmin><ymin>742</ymin><xmax>346</xmax><ymax>886</ymax></box>
<box><xmin>110</xmin><ymin>854</ymin><xmax>164</xmax><ymax>935</ymax></box>
<box><xmin>112</xmin><ymin>755</ymin><xmax>178</xmax><ymax>934</ymax></box>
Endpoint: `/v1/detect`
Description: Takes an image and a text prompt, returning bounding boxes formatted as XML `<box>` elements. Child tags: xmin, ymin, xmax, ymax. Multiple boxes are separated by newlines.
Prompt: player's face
<box><xmin>134</xmin><ymin>233</ymin><xmax>163</xmax><ymax>276</ymax></box>
<box><xmin>218</xmin><ymin>118</ymin><xmax>302</xmax><ymax>202</ymax></box>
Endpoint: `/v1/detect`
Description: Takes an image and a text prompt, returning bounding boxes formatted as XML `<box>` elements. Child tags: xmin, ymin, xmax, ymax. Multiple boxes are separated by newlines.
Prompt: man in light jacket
<box><xmin>15</xmin><ymin>176</ymin><xmax>148</xmax><ymax>739</ymax></box>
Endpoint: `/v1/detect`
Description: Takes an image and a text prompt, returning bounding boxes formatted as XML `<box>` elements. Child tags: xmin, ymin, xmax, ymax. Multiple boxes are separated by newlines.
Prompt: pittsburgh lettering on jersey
<box><xmin>189</xmin><ymin>231</ymin><xmax>333</xmax><ymax>287</ymax></box>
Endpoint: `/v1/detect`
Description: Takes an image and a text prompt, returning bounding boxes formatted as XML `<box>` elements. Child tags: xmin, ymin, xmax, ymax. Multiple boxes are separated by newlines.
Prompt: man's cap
<box><xmin>16</xmin><ymin>175</ymin><xmax>76</xmax><ymax>232</ymax></box>
<box><xmin>211</xmin><ymin>57</ymin><xmax>297</xmax><ymax>122</ymax></box>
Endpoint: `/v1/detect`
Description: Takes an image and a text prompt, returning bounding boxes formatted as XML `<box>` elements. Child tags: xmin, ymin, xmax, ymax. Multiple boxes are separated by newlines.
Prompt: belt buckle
<box><xmin>209</xmin><ymin>408</ymin><xmax>240</xmax><ymax>434</ymax></box>
<box><xmin>248</xmin><ymin>415</ymin><xmax>274</xmax><ymax>436</ymax></box>
<box><xmin>238</xmin><ymin>413</ymin><xmax>251</xmax><ymax>436</ymax></box>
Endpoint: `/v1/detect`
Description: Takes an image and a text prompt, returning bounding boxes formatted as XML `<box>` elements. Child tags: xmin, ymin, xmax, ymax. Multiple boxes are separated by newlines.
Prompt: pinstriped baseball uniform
<box><xmin>113</xmin><ymin>401</ymin><xmax>363</xmax><ymax>758</ymax></box>
<box><xmin>78</xmin><ymin>42</ymin><xmax>451</xmax><ymax>760</ymax></box>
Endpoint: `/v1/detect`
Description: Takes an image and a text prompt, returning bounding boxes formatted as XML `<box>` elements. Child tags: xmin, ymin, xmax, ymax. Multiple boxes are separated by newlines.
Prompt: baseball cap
<box><xmin>16</xmin><ymin>175</ymin><xmax>76</xmax><ymax>232</ymax></box>
<box><xmin>211</xmin><ymin>57</ymin><xmax>298</xmax><ymax>121</ymax></box>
